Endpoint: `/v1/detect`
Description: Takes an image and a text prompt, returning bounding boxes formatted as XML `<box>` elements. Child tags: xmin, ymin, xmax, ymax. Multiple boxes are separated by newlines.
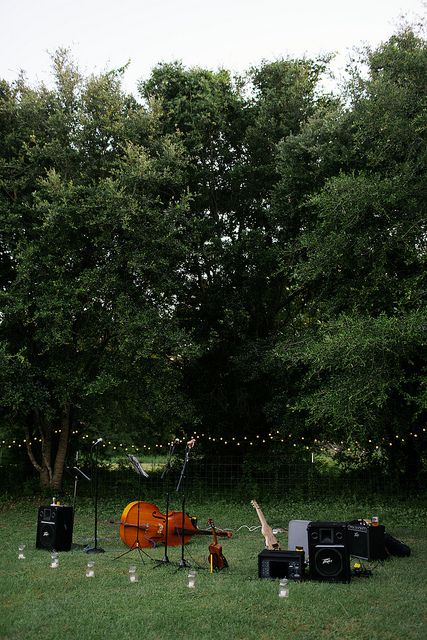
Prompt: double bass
<box><xmin>119</xmin><ymin>501</ymin><xmax>232</xmax><ymax>549</ymax></box>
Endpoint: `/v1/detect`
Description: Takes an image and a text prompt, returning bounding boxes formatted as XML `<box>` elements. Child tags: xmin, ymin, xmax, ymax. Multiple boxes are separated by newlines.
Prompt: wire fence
<box><xmin>1</xmin><ymin>455</ymin><xmax>422</xmax><ymax>501</ymax></box>
<box><xmin>91</xmin><ymin>458</ymin><xmax>418</xmax><ymax>501</ymax></box>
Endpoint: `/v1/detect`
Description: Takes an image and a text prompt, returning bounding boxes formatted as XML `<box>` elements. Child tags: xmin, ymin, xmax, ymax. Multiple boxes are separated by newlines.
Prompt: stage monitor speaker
<box><xmin>347</xmin><ymin>522</ymin><xmax>386</xmax><ymax>560</ymax></box>
<box><xmin>36</xmin><ymin>505</ymin><xmax>73</xmax><ymax>551</ymax></box>
<box><xmin>308</xmin><ymin>521</ymin><xmax>350</xmax><ymax>583</ymax></box>
<box><xmin>258</xmin><ymin>549</ymin><xmax>305</xmax><ymax>581</ymax></box>
<box><xmin>288</xmin><ymin>519</ymin><xmax>311</xmax><ymax>559</ymax></box>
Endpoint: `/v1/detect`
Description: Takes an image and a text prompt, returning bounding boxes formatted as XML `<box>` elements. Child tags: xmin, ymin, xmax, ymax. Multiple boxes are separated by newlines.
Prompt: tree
<box><xmin>0</xmin><ymin>53</ymin><xmax>193</xmax><ymax>489</ymax></box>
<box><xmin>270</xmin><ymin>27</ymin><xmax>427</xmax><ymax>474</ymax></box>
<box><xmin>140</xmin><ymin>58</ymin><xmax>330</xmax><ymax>442</ymax></box>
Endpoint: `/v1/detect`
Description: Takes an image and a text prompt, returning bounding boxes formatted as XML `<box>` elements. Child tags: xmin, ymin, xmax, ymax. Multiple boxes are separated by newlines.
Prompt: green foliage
<box><xmin>0</xmin><ymin>52</ymin><xmax>195</xmax><ymax>487</ymax></box>
<box><xmin>269</xmin><ymin>26</ymin><xmax>427</xmax><ymax>474</ymax></box>
<box><xmin>275</xmin><ymin>311</ymin><xmax>426</xmax><ymax>439</ymax></box>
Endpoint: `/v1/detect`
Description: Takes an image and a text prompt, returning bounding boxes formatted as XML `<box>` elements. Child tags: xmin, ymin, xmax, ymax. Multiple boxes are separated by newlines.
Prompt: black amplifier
<box><xmin>347</xmin><ymin>522</ymin><xmax>385</xmax><ymax>560</ymax></box>
<box><xmin>258</xmin><ymin>549</ymin><xmax>305</xmax><ymax>581</ymax></box>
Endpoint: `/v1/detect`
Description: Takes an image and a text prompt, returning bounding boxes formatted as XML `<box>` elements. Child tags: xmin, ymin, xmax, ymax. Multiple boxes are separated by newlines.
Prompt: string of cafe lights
<box><xmin>0</xmin><ymin>427</ymin><xmax>425</xmax><ymax>453</ymax></box>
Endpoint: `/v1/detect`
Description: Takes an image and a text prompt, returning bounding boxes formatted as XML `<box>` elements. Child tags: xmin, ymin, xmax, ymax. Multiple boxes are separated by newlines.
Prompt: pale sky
<box><xmin>1</xmin><ymin>0</ymin><xmax>425</xmax><ymax>93</ymax></box>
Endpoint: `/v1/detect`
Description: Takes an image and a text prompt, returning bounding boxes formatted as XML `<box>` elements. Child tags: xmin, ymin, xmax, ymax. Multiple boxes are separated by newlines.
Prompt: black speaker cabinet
<box><xmin>36</xmin><ymin>505</ymin><xmax>73</xmax><ymax>551</ymax></box>
<box><xmin>347</xmin><ymin>522</ymin><xmax>386</xmax><ymax>560</ymax></box>
<box><xmin>308</xmin><ymin>521</ymin><xmax>351</xmax><ymax>583</ymax></box>
<box><xmin>258</xmin><ymin>549</ymin><xmax>305</xmax><ymax>581</ymax></box>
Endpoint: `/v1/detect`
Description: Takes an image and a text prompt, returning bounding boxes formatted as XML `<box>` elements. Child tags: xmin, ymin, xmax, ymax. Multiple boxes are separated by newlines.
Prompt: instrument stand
<box><xmin>84</xmin><ymin>442</ymin><xmax>105</xmax><ymax>554</ymax></box>
<box><xmin>176</xmin><ymin>439</ymin><xmax>195</xmax><ymax>570</ymax></box>
<box><xmin>114</xmin><ymin>454</ymin><xmax>152</xmax><ymax>563</ymax></box>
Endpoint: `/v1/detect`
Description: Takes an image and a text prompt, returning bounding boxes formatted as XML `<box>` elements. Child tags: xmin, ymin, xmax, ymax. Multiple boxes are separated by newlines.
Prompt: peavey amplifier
<box><xmin>258</xmin><ymin>549</ymin><xmax>305</xmax><ymax>581</ymax></box>
<box><xmin>36</xmin><ymin>505</ymin><xmax>73</xmax><ymax>551</ymax></box>
<box><xmin>347</xmin><ymin>521</ymin><xmax>386</xmax><ymax>561</ymax></box>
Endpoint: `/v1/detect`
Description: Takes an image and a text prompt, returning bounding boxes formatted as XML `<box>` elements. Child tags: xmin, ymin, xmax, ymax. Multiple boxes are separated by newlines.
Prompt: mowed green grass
<box><xmin>0</xmin><ymin>494</ymin><xmax>426</xmax><ymax>640</ymax></box>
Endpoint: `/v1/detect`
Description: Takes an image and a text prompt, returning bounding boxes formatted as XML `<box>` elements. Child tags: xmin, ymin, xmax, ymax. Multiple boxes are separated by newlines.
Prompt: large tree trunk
<box><xmin>26</xmin><ymin>405</ymin><xmax>70</xmax><ymax>492</ymax></box>
<box><xmin>51</xmin><ymin>404</ymin><xmax>71</xmax><ymax>491</ymax></box>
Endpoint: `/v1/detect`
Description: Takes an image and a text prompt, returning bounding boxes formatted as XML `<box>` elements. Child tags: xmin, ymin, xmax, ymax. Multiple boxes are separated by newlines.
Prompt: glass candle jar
<box><xmin>128</xmin><ymin>565</ymin><xmax>138</xmax><ymax>583</ymax></box>
<box><xmin>85</xmin><ymin>561</ymin><xmax>95</xmax><ymax>578</ymax></box>
<box><xmin>18</xmin><ymin>544</ymin><xmax>26</xmax><ymax>560</ymax></box>
<box><xmin>279</xmin><ymin>578</ymin><xmax>289</xmax><ymax>598</ymax></box>
<box><xmin>50</xmin><ymin>552</ymin><xmax>59</xmax><ymax>569</ymax></box>
<box><xmin>187</xmin><ymin>569</ymin><xmax>196</xmax><ymax>589</ymax></box>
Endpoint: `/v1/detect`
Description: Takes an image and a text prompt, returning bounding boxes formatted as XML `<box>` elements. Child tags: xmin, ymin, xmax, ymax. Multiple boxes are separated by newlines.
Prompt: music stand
<box><xmin>176</xmin><ymin>439</ymin><xmax>196</xmax><ymax>569</ymax></box>
<box><xmin>84</xmin><ymin>440</ymin><xmax>105</xmax><ymax>554</ymax></box>
<box><xmin>128</xmin><ymin>453</ymin><xmax>149</xmax><ymax>479</ymax></box>
<box><xmin>114</xmin><ymin>454</ymin><xmax>151</xmax><ymax>563</ymax></box>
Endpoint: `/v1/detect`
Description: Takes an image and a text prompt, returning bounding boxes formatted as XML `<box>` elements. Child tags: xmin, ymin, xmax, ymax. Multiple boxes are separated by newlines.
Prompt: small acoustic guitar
<box><xmin>207</xmin><ymin>518</ymin><xmax>231</xmax><ymax>572</ymax></box>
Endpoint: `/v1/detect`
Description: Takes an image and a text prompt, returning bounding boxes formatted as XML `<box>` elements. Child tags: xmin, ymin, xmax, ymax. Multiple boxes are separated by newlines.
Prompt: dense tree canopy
<box><xmin>0</xmin><ymin>53</ymin><xmax>195</xmax><ymax>488</ymax></box>
<box><xmin>270</xmin><ymin>28</ymin><xmax>427</xmax><ymax>475</ymax></box>
<box><xmin>0</xmin><ymin>27</ymin><xmax>426</xmax><ymax>488</ymax></box>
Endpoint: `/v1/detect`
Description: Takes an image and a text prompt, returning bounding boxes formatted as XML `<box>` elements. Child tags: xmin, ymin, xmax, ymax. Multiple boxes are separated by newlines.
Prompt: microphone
<box><xmin>170</xmin><ymin>437</ymin><xmax>180</xmax><ymax>452</ymax></box>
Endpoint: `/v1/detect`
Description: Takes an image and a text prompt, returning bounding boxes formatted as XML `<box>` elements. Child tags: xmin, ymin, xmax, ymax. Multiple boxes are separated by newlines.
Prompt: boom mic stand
<box><xmin>176</xmin><ymin>438</ymin><xmax>196</xmax><ymax>569</ymax></box>
<box><xmin>84</xmin><ymin>439</ymin><xmax>105</xmax><ymax>554</ymax></box>
<box><xmin>65</xmin><ymin>455</ymin><xmax>91</xmax><ymax>550</ymax></box>
<box><xmin>114</xmin><ymin>454</ymin><xmax>152</xmax><ymax>563</ymax></box>
<box><xmin>65</xmin><ymin>452</ymin><xmax>92</xmax><ymax>515</ymax></box>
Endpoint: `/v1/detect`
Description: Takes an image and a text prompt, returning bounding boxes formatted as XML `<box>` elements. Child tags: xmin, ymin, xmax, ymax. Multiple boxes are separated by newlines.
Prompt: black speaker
<box><xmin>347</xmin><ymin>522</ymin><xmax>386</xmax><ymax>560</ymax></box>
<box><xmin>36</xmin><ymin>505</ymin><xmax>73</xmax><ymax>551</ymax></box>
<box><xmin>258</xmin><ymin>549</ymin><xmax>305</xmax><ymax>580</ymax></box>
<box><xmin>308</xmin><ymin>521</ymin><xmax>350</xmax><ymax>583</ymax></box>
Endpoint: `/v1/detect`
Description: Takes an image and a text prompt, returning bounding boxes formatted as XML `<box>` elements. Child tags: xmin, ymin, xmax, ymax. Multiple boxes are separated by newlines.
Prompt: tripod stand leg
<box><xmin>113</xmin><ymin>542</ymin><xmax>151</xmax><ymax>563</ymax></box>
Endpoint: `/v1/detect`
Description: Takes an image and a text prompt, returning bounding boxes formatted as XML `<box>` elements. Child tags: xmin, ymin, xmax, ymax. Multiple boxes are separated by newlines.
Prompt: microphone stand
<box><xmin>65</xmin><ymin>458</ymin><xmax>91</xmax><ymax>515</ymax></box>
<box><xmin>84</xmin><ymin>440</ymin><xmax>105</xmax><ymax>554</ymax></box>
<box><xmin>155</xmin><ymin>440</ymin><xmax>178</xmax><ymax>567</ymax></box>
<box><xmin>176</xmin><ymin>439</ymin><xmax>195</xmax><ymax>569</ymax></box>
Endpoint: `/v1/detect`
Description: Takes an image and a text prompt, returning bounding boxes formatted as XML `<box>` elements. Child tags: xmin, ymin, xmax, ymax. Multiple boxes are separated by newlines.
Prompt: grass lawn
<box><xmin>0</xmin><ymin>493</ymin><xmax>426</xmax><ymax>640</ymax></box>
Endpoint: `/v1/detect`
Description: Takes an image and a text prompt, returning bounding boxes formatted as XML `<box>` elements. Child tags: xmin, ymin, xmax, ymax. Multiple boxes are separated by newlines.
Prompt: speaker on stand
<box><xmin>308</xmin><ymin>521</ymin><xmax>351</xmax><ymax>583</ymax></box>
<box><xmin>36</xmin><ymin>505</ymin><xmax>73</xmax><ymax>551</ymax></box>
